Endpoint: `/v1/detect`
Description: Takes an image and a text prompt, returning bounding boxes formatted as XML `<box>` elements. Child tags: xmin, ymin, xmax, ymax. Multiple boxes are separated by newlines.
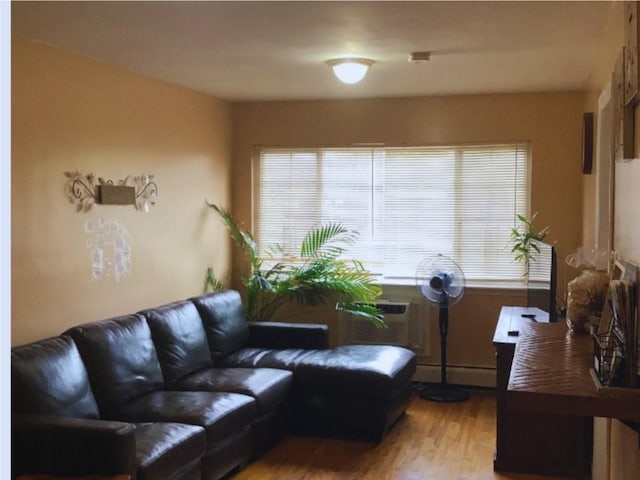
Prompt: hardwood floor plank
<box><xmin>233</xmin><ymin>389</ymin><xmax>578</xmax><ymax>479</ymax></box>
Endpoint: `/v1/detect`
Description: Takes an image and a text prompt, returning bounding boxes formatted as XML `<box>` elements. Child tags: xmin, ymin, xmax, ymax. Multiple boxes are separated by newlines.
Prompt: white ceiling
<box><xmin>12</xmin><ymin>1</ymin><xmax>615</xmax><ymax>102</ymax></box>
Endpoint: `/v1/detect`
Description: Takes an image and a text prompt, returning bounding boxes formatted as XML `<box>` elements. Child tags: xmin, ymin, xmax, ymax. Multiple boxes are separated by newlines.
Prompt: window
<box><xmin>254</xmin><ymin>143</ymin><xmax>529</xmax><ymax>285</ymax></box>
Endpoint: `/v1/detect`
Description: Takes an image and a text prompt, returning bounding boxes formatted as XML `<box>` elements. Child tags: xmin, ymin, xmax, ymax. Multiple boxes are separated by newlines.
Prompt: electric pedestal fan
<box><xmin>416</xmin><ymin>253</ymin><xmax>470</xmax><ymax>403</ymax></box>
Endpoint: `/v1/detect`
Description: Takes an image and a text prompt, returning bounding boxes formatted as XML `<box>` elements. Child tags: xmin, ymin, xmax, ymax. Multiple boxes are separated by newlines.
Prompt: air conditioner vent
<box><xmin>338</xmin><ymin>299</ymin><xmax>429</xmax><ymax>354</ymax></box>
<box><xmin>378</xmin><ymin>303</ymin><xmax>407</xmax><ymax>315</ymax></box>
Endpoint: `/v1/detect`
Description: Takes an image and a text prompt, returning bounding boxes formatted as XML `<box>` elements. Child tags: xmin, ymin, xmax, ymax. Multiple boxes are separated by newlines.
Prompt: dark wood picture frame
<box><xmin>614</xmin><ymin>48</ymin><xmax>636</xmax><ymax>162</ymax></box>
<box><xmin>625</xmin><ymin>1</ymin><xmax>639</xmax><ymax>105</ymax></box>
<box><xmin>582</xmin><ymin>112</ymin><xmax>594</xmax><ymax>174</ymax></box>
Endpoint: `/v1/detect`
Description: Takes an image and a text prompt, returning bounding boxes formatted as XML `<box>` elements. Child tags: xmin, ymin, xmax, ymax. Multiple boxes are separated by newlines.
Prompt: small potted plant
<box><xmin>510</xmin><ymin>212</ymin><xmax>549</xmax><ymax>276</ymax></box>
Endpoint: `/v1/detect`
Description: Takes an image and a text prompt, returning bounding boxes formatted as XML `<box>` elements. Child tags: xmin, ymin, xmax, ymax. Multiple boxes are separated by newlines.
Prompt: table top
<box><xmin>507</xmin><ymin>321</ymin><xmax>640</xmax><ymax>420</ymax></box>
<box><xmin>493</xmin><ymin>305</ymin><xmax>549</xmax><ymax>346</ymax></box>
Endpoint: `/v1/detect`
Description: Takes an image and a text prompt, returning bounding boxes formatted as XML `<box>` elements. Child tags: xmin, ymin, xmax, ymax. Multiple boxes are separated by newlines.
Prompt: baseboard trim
<box><xmin>413</xmin><ymin>364</ymin><xmax>496</xmax><ymax>388</ymax></box>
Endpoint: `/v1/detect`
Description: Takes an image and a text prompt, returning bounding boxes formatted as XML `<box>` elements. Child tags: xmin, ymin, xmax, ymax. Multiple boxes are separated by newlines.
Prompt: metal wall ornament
<box><xmin>64</xmin><ymin>171</ymin><xmax>158</xmax><ymax>212</ymax></box>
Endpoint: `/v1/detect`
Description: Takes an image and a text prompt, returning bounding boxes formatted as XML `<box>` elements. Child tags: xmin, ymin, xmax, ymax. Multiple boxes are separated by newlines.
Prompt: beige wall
<box><xmin>231</xmin><ymin>92</ymin><xmax>585</xmax><ymax>367</ymax></box>
<box><xmin>11</xmin><ymin>38</ymin><xmax>232</xmax><ymax>345</ymax></box>
<box><xmin>582</xmin><ymin>1</ymin><xmax>625</xmax><ymax>256</ymax></box>
<box><xmin>582</xmin><ymin>2</ymin><xmax>640</xmax><ymax>479</ymax></box>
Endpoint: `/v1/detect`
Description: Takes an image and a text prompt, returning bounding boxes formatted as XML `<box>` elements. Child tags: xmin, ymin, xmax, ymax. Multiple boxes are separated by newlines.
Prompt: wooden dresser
<box><xmin>493</xmin><ymin>306</ymin><xmax>592</xmax><ymax>478</ymax></box>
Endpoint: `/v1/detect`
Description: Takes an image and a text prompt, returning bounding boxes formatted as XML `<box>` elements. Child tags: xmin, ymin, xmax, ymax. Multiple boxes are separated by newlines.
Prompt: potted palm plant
<box><xmin>205</xmin><ymin>203</ymin><xmax>384</xmax><ymax>327</ymax></box>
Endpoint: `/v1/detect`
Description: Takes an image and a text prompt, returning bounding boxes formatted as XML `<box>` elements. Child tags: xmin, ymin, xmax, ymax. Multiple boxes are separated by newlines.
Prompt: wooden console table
<box><xmin>507</xmin><ymin>321</ymin><xmax>640</xmax><ymax>420</ymax></box>
<box><xmin>493</xmin><ymin>306</ymin><xmax>592</xmax><ymax>478</ymax></box>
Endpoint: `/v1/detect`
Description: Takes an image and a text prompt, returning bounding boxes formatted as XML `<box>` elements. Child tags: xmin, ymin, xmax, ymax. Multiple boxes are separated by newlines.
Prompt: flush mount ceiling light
<box><xmin>327</xmin><ymin>58</ymin><xmax>374</xmax><ymax>84</ymax></box>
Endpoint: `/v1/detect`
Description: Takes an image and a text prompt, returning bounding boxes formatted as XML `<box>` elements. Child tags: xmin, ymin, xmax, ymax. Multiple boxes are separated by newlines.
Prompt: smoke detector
<box><xmin>409</xmin><ymin>52</ymin><xmax>431</xmax><ymax>63</ymax></box>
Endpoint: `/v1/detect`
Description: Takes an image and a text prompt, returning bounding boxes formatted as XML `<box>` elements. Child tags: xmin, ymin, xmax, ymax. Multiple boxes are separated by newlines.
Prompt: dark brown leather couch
<box><xmin>12</xmin><ymin>290</ymin><xmax>416</xmax><ymax>480</ymax></box>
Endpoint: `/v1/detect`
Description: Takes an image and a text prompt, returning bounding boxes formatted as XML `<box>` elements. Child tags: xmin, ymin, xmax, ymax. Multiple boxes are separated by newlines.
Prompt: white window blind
<box><xmin>255</xmin><ymin>143</ymin><xmax>529</xmax><ymax>284</ymax></box>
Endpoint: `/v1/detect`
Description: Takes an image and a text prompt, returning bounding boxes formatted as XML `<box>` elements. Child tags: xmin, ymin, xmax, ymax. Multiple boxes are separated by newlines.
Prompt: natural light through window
<box><xmin>255</xmin><ymin>143</ymin><xmax>530</xmax><ymax>285</ymax></box>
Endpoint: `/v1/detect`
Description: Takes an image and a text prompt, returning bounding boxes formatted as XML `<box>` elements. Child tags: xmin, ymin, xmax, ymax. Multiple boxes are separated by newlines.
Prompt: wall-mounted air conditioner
<box><xmin>338</xmin><ymin>299</ymin><xmax>429</xmax><ymax>354</ymax></box>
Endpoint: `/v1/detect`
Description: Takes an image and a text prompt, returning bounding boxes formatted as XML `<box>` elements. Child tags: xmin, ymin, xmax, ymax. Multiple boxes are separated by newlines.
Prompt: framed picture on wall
<box><xmin>625</xmin><ymin>1</ymin><xmax>639</xmax><ymax>105</ymax></box>
<box><xmin>613</xmin><ymin>48</ymin><xmax>635</xmax><ymax>162</ymax></box>
<box><xmin>582</xmin><ymin>112</ymin><xmax>594</xmax><ymax>174</ymax></box>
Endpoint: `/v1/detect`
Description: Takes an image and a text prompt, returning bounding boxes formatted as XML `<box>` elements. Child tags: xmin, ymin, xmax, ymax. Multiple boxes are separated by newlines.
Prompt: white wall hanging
<box><xmin>85</xmin><ymin>217</ymin><xmax>132</xmax><ymax>282</ymax></box>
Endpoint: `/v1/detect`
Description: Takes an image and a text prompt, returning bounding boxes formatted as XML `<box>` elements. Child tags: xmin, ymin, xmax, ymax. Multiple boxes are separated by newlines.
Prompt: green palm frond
<box><xmin>265</xmin><ymin>243</ymin><xmax>288</xmax><ymax>258</ymax></box>
<box><xmin>300</xmin><ymin>223</ymin><xmax>357</xmax><ymax>258</ymax></box>
<box><xmin>338</xmin><ymin>302</ymin><xmax>386</xmax><ymax>328</ymax></box>
<box><xmin>204</xmin><ymin>266</ymin><xmax>225</xmax><ymax>293</ymax></box>
<box><xmin>206</xmin><ymin>202</ymin><xmax>260</xmax><ymax>270</ymax></box>
<box><xmin>206</xmin><ymin>203</ymin><xmax>383</xmax><ymax>326</ymax></box>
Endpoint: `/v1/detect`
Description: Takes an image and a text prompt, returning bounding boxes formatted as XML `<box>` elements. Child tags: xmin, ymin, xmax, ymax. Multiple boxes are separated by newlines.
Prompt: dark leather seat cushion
<box><xmin>64</xmin><ymin>315</ymin><xmax>165</xmax><ymax>419</ymax></box>
<box><xmin>295</xmin><ymin>345</ymin><xmax>417</xmax><ymax>399</ymax></box>
<box><xmin>172</xmin><ymin>367</ymin><xmax>293</xmax><ymax>414</ymax></box>
<box><xmin>117</xmin><ymin>390</ymin><xmax>256</xmax><ymax>446</ymax></box>
<box><xmin>221</xmin><ymin>345</ymin><xmax>416</xmax><ymax>400</ymax></box>
<box><xmin>189</xmin><ymin>291</ymin><xmax>249</xmax><ymax>361</ymax></box>
<box><xmin>134</xmin><ymin>422</ymin><xmax>205</xmax><ymax>480</ymax></box>
<box><xmin>141</xmin><ymin>300</ymin><xmax>214</xmax><ymax>386</ymax></box>
<box><xmin>11</xmin><ymin>336</ymin><xmax>101</xmax><ymax>419</ymax></box>
<box><xmin>219</xmin><ymin>348</ymin><xmax>319</xmax><ymax>370</ymax></box>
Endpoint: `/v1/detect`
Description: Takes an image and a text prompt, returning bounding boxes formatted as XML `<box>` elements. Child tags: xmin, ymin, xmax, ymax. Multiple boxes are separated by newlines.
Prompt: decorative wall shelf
<box><xmin>64</xmin><ymin>171</ymin><xmax>157</xmax><ymax>212</ymax></box>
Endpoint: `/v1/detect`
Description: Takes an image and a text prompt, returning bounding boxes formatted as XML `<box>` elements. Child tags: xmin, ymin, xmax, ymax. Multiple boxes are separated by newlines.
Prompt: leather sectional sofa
<box><xmin>12</xmin><ymin>290</ymin><xmax>416</xmax><ymax>480</ymax></box>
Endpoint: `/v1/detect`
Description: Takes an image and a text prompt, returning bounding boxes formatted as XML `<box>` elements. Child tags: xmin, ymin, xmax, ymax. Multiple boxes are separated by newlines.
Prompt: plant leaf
<box><xmin>206</xmin><ymin>202</ymin><xmax>382</xmax><ymax>325</ymax></box>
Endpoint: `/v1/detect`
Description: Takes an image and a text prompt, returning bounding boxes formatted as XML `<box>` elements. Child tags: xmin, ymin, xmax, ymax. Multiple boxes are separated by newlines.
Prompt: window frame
<box><xmin>252</xmin><ymin>142</ymin><xmax>532</xmax><ymax>287</ymax></box>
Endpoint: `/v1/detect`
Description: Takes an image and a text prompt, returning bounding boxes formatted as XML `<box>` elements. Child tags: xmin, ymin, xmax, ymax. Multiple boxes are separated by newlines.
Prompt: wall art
<box><xmin>64</xmin><ymin>171</ymin><xmax>158</xmax><ymax>212</ymax></box>
<box><xmin>85</xmin><ymin>217</ymin><xmax>132</xmax><ymax>282</ymax></box>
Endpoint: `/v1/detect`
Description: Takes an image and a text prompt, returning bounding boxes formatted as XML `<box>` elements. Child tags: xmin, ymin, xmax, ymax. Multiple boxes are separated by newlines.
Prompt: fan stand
<box><xmin>418</xmin><ymin>298</ymin><xmax>470</xmax><ymax>403</ymax></box>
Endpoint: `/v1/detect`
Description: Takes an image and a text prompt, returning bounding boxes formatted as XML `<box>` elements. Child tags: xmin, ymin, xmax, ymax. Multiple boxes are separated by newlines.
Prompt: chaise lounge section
<box><xmin>12</xmin><ymin>289</ymin><xmax>416</xmax><ymax>480</ymax></box>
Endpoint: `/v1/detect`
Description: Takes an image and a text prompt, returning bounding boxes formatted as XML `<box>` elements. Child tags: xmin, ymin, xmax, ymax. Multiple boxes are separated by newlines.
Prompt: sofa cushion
<box><xmin>141</xmin><ymin>300</ymin><xmax>213</xmax><ymax>386</ymax></box>
<box><xmin>220</xmin><ymin>344</ymin><xmax>416</xmax><ymax>400</ymax></box>
<box><xmin>134</xmin><ymin>422</ymin><xmax>205</xmax><ymax>480</ymax></box>
<box><xmin>295</xmin><ymin>345</ymin><xmax>417</xmax><ymax>399</ymax></box>
<box><xmin>12</xmin><ymin>414</ymin><xmax>137</xmax><ymax>477</ymax></box>
<box><xmin>189</xmin><ymin>290</ymin><xmax>249</xmax><ymax>361</ymax></box>
<box><xmin>218</xmin><ymin>347</ymin><xmax>321</xmax><ymax>370</ymax></box>
<box><xmin>248</xmin><ymin>322</ymin><xmax>329</xmax><ymax>350</ymax></box>
<box><xmin>12</xmin><ymin>336</ymin><xmax>100</xmax><ymax>419</ymax></box>
<box><xmin>172</xmin><ymin>367</ymin><xmax>293</xmax><ymax>415</ymax></box>
<box><xmin>64</xmin><ymin>315</ymin><xmax>164</xmax><ymax>419</ymax></box>
<box><xmin>117</xmin><ymin>391</ymin><xmax>256</xmax><ymax>446</ymax></box>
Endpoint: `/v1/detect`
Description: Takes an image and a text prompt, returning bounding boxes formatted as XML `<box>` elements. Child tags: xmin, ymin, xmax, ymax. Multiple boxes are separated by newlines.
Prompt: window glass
<box><xmin>255</xmin><ymin>143</ymin><xmax>529</xmax><ymax>284</ymax></box>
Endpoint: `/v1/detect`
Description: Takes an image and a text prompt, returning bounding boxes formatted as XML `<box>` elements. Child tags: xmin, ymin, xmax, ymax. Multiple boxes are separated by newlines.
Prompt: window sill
<box><xmin>378</xmin><ymin>278</ymin><xmax>527</xmax><ymax>291</ymax></box>
<box><xmin>377</xmin><ymin>280</ymin><xmax>529</xmax><ymax>303</ymax></box>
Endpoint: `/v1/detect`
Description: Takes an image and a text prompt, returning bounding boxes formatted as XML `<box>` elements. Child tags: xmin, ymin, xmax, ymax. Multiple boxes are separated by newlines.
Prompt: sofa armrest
<box><xmin>12</xmin><ymin>414</ymin><xmax>136</xmax><ymax>478</ymax></box>
<box><xmin>247</xmin><ymin>322</ymin><xmax>329</xmax><ymax>350</ymax></box>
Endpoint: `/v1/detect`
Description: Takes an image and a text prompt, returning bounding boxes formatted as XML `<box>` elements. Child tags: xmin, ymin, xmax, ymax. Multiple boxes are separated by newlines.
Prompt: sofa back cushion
<box><xmin>141</xmin><ymin>300</ymin><xmax>213</xmax><ymax>386</ymax></box>
<box><xmin>189</xmin><ymin>290</ymin><xmax>249</xmax><ymax>361</ymax></box>
<box><xmin>64</xmin><ymin>314</ymin><xmax>164</xmax><ymax>419</ymax></box>
<box><xmin>11</xmin><ymin>336</ymin><xmax>100</xmax><ymax>419</ymax></box>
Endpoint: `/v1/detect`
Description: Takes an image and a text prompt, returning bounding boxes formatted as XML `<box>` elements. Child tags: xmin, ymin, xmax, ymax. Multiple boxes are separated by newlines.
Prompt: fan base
<box><xmin>417</xmin><ymin>383</ymin><xmax>470</xmax><ymax>403</ymax></box>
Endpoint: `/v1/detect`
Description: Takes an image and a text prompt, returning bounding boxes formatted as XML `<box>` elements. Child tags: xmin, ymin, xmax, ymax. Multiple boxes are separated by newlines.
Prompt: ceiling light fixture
<box><xmin>327</xmin><ymin>58</ymin><xmax>374</xmax><ymax>84</ymax></box>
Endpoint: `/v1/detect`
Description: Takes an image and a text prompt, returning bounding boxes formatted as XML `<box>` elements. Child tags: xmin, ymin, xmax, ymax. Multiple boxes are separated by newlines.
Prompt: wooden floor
<box><xmin>232</xmin><ymin>388</ymin><xmax>576</xmax><ymax>480</ymax></box>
